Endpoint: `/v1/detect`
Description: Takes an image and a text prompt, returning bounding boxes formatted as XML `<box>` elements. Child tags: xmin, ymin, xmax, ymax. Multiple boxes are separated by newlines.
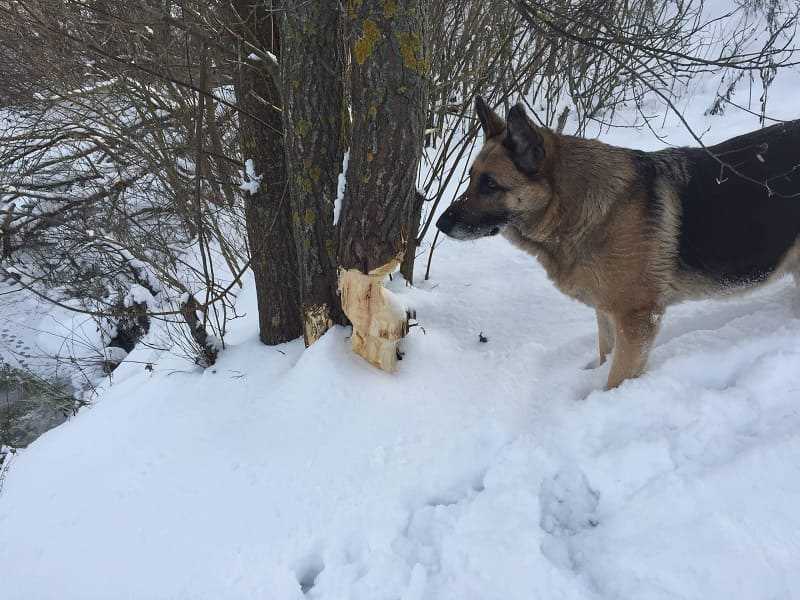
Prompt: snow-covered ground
<box><xmin>3</xmin><ymin>228</ymin><xmax>800</xmax><ymax>599</ymax></box>
<box><xmin>3</xmin><ymin>32</ymin><xmax>800</xmax><ymax>600</ymax></box>
<box><xmin>0</xmin><ymin>273</ymin><xmax>103</xmax><ymax>388</ymax></box>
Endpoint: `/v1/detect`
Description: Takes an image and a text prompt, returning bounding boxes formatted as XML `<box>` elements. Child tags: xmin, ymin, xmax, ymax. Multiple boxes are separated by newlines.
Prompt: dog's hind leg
<box><xmin>783</xmin><ymin>240</ymin><xmax>800</xmax><ymax>317</ymax></box>
<box><xmin>793</xmin><ymin>269</ymin><xmax>800</xmax><ymax>318</ymax></box>
<box><xmin>605</xmin><ymin>307</ymin><xmax>663</xmax><ymax>390</ymax></box>
<box><xmin>584</xmin><ymin>310</ymin><xmax>615</xmax><ymax>370</ymax></box>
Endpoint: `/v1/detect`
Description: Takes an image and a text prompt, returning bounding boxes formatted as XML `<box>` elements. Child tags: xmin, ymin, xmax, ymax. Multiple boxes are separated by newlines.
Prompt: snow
<box><xmin>3</xmin><ymin>11</ymin><xmax>800</xmax><ymax>599</ymax></box>
<box><xmin>334</xmin><ymin>149</ymin><xmax>349</xmax><ymax>225</ymax></box>
<box><xmin>0</xmin><ymin>273</ymin><xmax>104</xmax><ymax>390</ymax></box>
<box><xmin>124</xmin><ymin>283</ymin><xmax>157</xmax><ymax>310</ymax></box>
<box><xmin>2</xmin><ymin>232</ymin><xmax>800</xmax><ymax>599</ymax></box>
<box><xmin>247</xmin><ymin>51</ymin><xmax>278</xmax><ymax>66</ymax></box>
<box><xmin>102</xmin><ymin>346</ymin><xmax>128</xmax><ymax>364</ymax></box>
<box><xmin>239</xmin><ymin>158</ymin><xmax>263</xmax><ymax>196</ymax></box>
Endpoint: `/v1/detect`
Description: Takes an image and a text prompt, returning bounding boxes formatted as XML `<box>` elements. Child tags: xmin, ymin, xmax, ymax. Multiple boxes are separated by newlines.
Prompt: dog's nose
<box><xmin>436</xmin><ymin>210</ymin><xmax>455</xmax><ymax>233</ymax></box>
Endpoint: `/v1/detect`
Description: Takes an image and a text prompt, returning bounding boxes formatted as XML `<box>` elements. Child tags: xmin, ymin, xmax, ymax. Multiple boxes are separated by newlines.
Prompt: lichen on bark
<box><xmin>354</xmin><ymin>19</ymin><xmax>381</xmax><ymax>64</ymax></box>
<box><xmin>396</xmin><ymin>31</ymin><xmax>428</xmax><ymax>74</ymax></box>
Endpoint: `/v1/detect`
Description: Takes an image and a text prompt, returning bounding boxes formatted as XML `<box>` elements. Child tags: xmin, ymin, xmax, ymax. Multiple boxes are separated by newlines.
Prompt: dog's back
<box><xmin>648</xmin><ymin>120</ymin><xmax>800</xmax><ymax>290</ymax></box>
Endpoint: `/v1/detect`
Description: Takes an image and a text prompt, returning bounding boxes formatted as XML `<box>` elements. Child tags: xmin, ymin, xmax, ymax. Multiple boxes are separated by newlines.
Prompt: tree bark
<box><xmin>337</xmin><ymin>0</ymin><xmax>428</xmax><ymax>370</ymax></box>
<box><xmin>399</xmin><ymin>189</ymin><xmax>426</xmax><ymax>283</ymax></box>
<box><xmin>180</xmin><ymin>295</ymin><xmax>219</xmax><ymax>367</ymax></box>
<box><xmin>280</xmin><ymin>1</ymin><xmax>347</xmax><ymax>346</ymax></box>
<box><xmin>233</xmin><ymin>0</ymin><xmax>302</xmax><ymax>345</ymax></box>
<box><xmin>338</xmin><ymin>0</ymin><xmax>427</xmax><ymax>273</ymax></box>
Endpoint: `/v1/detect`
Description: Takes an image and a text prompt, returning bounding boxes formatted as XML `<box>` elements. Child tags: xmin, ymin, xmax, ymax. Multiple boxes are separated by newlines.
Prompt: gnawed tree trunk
<box><xmin>337</xmin><ymin>0</ymin><xmax>428</xmax><ymax>371</ymax></box>
<box><xmin>280</xmin><ymin>1</ymin><xmax>347</xmax><ymax>346</ymax></box>
<box><xmin>233</xmin><ymin>0</ymin><xmax>302</xmax><ymax>345</ymax></box>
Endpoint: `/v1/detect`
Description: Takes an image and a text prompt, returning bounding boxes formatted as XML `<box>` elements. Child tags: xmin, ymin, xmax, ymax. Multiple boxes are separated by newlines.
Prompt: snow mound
<box><xmin>1</xmin><ymin>232</ymin><xmax>799</xmax><ymax>599</ymax></box>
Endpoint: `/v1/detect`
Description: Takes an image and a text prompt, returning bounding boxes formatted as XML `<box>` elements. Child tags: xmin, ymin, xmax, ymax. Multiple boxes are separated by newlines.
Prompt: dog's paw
<box><xmin>582</xmin><ymin>357</ymin><xmax>604</xmax><ymax>370</ymax></box>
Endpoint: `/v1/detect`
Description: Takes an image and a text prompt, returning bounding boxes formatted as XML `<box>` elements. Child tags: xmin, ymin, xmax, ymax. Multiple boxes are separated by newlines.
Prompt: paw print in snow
<box><xmin>539</xmin><ymin>466</ymin><xmax>600</xmax><ymax>536</ymax></box>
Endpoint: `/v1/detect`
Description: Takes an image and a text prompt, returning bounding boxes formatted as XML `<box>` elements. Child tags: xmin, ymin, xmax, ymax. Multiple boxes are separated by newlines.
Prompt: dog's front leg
<box><xmin>584</xmin><ymin>310</ymin><xmax>615</xmax><ymax>369</ymax></box>
<box><xmin>605</xmin><ymin>307</ymin><xmax>662</xmax><ymax>390</ymax></box>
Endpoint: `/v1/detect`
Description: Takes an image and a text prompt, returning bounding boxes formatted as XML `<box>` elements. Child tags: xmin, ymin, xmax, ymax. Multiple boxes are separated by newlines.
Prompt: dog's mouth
<box><xmin>436</xmin><ymin>209</ymin><xmax>509</xmax><ymax>241</ymax></box>
<box><xmin>440</xmin><ymin>221</ymin><xmax>506</xmax><ymax>241</ymax></box>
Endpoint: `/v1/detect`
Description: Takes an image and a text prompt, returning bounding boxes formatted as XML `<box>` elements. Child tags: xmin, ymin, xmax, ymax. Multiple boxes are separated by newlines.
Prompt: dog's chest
<box><xmin>548</xmin><ymin>264</ymin><xmax>599</xmax><ymax>307</ymax></box>
<box><xmin>504</xmin><ymin>229</ymin><xmax>599</xmax><ymax>307</ymax></box>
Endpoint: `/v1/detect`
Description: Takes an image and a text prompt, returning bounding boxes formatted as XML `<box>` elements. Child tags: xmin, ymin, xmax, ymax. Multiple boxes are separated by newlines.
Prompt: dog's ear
<box><xmin>504</xmin><ymin>103</ymin><xmax>544</xmax><ymax>176</ymax></box>
<box><xmin>474</xmin><ymin>96</ymin><xmax>505</xmax><ymax>138</ymax></box>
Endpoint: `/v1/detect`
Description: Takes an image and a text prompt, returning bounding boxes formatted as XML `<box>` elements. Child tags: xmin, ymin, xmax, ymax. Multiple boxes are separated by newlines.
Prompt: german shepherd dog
<box><xmin>436</xmin><ymin>97</ymin><xmax>800</xmax><ymax>389</ymax></box>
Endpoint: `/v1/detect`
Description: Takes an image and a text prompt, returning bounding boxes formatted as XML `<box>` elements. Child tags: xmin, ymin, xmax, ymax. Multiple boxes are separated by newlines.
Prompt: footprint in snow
<box><xmin>539</xmin><ymin>466</ymin><xmax>600</xmax><ymax>537</ymax></box>
<box><xmin>294</xmin><ymin>553</ymin><xmax>325</xmax><ymax>595</ymax></box>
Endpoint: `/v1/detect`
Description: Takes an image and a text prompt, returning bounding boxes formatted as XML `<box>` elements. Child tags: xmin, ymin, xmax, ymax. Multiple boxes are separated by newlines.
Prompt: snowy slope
<box><xmin>2</xmin><ymin>230</ymin><xmax>799</xmax><ymax>600</ymax></box>
<box><xmin>3</xmin><ymin>42</ymin><xmax>800</xmax><ymax>600</ymax></box>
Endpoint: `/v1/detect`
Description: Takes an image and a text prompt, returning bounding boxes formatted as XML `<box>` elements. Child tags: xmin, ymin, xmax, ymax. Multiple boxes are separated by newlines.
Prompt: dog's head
<box><xmin>436</xmin><ymin>97</ymin><xmax>555</xmax><ymax>241</ymax></box>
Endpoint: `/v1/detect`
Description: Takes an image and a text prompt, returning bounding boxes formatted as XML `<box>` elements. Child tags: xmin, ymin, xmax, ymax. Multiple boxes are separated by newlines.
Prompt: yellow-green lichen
<box><xmin>347</xmin><ymin>0</ymin><xmax>363</xmax><ymax>20</ymax></box>
<box><xmin>354</xmin><ymin>19</ymin><xmax>381</xmax><ymax>65</ymax></box>
<box><xmin>302</xmin><ymin>20</ymin><xmax>317</xmax><ymax>35</ymax></box>
<box><xmin>296</xmin><ymin>119</ymin><xmax>311</xmax><ymax>138</ymax></box>
<box><xmin>396</xmin><ymin>31</ymin><xmax>428</xmax><ymax>74</ymax></box>
<box><xmin>383</xmin><ymin>0</ymin><xmax>397</xmax><ymax>19</ymax></box>
<box><xmin>325</xmin><ymin>239</ymin><xmax>337</xmax><ymax>258</ymax></box>
<box><xmin>296</xmin><ymin>173</ymin><xmax>312</xmax><ymax>194</ymax></box>
<box><xmin>303</xmin><ymin>209</ymin><xmax>316</xmax><ymax>226</ymax></box>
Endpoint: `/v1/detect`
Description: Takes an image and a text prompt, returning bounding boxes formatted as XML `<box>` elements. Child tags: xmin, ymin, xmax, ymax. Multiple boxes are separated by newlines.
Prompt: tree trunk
<box><xmin>280</xmin><ymin>1</ymin><xmax>347</xmax><ymax>346</ymax></box>
<box><xmin>337</xmin><ymin>0</ymin><xmax>428</xmax><ymax>371</ymax></box>
<box><xmin>180</xmin><ymin>295</ymin><xmax>219</xmax><ymax>367</ymax></box>
<box><xmin>233</xmin><ymin>0</ymin><xmax>302</xmax><ymax>344</ymax></box>
<box><xmin>399</xmin><ymin>189</ymin><xmax>426</xmax><ymax>283</ymax></box>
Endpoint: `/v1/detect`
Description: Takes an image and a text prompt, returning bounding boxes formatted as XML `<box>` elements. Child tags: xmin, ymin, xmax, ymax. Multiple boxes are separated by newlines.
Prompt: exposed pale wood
<box><xmin>302</xmin><ymin>304</ymin><xmax>334</xmax><ymax>347</ymax></box>
<box><xmin>338</xmin><ymin>260</ymin><xmax>411</xmax><ymax>372</ymax></box>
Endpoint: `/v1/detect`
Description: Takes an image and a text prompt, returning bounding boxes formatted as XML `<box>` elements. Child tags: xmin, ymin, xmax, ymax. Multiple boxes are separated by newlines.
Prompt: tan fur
<box><xmin>446</xmin><ymin>100</ymin><xmax>800</xmax><ymax>388</ymax></box>
<box><xmin>456</xmin><ymin>114</ymin><xmax>691</xmax><ymax>389</ymax></box>
<box><xmin>489</xmin><ymin>134</ymin><xmax>665</xmax><ymax>389</ymax></box>
<box><xmin>444</xmin><ymin>101</ymin><xmax>800</xmax><ymax>389</ymax></box>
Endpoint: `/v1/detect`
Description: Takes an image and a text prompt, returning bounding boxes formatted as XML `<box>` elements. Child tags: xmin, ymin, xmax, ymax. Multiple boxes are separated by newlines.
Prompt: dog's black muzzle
<box><xmin>435</xmin><ymin>209</ymin><xmax>457</xmax><ymax>235</ymax></box>
<box><xmin>436</xmin><ymin>202</ymin><xmax>508</xmax><ymax>240</ymax></box>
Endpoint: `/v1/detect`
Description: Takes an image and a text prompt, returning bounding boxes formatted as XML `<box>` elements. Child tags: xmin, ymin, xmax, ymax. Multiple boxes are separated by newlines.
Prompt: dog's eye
<box><xmin>479</xmin><ymin>174</ymin><xmax>499</xmax><ymax>194</ymax></box>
